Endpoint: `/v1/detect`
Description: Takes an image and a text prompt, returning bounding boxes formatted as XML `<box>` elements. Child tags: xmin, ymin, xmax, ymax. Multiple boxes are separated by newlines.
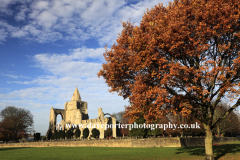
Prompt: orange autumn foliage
<box><xmin>98</xmin><ymin>0</ymin><xmax>240</xmax><ymax>125</ymax></box>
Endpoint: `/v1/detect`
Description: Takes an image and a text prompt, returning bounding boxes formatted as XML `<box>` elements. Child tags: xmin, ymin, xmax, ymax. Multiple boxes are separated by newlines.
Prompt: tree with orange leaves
<box><xmin>98</xmin><ymin>0</ymin><xmax>240</xmax><ymax>159</ymax></box>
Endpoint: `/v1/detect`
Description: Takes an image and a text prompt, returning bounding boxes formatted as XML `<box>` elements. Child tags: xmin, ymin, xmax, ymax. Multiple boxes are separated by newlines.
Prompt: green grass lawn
<box><xmin>1</xmin><ymin>142</ymin><xmax>240</xmax><ymax>160</ymax></box>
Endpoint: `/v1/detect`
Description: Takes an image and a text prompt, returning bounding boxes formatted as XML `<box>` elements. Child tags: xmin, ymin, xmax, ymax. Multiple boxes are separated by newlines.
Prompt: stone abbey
<box><xmin>48</xmin><ymin>87</ymin><xmax>116</xmax><ymax>139</ymax></box>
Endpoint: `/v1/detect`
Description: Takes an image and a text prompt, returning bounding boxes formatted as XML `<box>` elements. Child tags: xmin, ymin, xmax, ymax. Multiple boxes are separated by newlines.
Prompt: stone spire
<box><xmin>71</xmin><ymin>86</ymin><xmax>81</xmax><ymax>101</ymax></box>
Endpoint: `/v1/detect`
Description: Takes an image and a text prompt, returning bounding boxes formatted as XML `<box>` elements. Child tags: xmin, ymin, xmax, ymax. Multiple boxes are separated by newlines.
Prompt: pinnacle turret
<box><xmin>71</xmin><ymin>86</ymin><xmax>81</xmax><ymax>101</ymax></box>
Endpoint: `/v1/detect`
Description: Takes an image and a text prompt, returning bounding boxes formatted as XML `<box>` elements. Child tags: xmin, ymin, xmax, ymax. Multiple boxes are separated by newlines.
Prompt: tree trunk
<box><xmin>205</xmin><ymin>125</ymin><xmax>214</xmax><ymax>160</ymax></box>
<box><xmin>180</xmin><ymin>131</ymin><xmax>183</xmax><ymax>137</ymax></box>
<box><xmin>217</xmin><ymin>126</ymin><xmax>220</xmax><ymax>137</ymax></box>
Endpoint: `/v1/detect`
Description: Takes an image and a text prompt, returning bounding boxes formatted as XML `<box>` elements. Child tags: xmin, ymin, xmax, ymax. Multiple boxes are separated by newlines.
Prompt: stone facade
<box><xmin>48</xmin><ymin>87</ymin><xmax>116</xmax><ymax>139</ymax></box>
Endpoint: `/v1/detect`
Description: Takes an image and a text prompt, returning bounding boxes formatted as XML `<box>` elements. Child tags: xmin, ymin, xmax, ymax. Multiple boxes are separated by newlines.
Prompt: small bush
<box><xmin>148</xmin><ymin>128</ymin><xmax>162</xmax><ymax>137</ymax></box>
<box><xmin>92</xmin><ymin>128</ymin><xmax>100</xmax><ymax>138</ymax></box>
<box><xmin>66</xmin><ymin>130</ymin><xmax>72</xmax><ymax>139</ymax></box>
<box><xmin>83</xmin><ymin>128</ymin><xmax>89</xmax><ymax>138</ymax></box>
<box><xmin>51</xmin><ymin>134</ymin><xmax>54</xmax><ymax>140</ymax></box>
<box><xmin>75</xmin><ymin>128</ymin><xmax>81</xmax><ymax>138</ymax></box>
<box><xmin>47</xmin><ymin>130</ymin><xmax>52</xmax><ymax>140</ymax></box>
<box><xmin>54</xmin><ymin>130</ymin><xmax>60</xmax><ymax>139</ymax></box>
<box><xmin>34</xmin><ymin>133</ymin><xmax>41</xmax><ymax>141</ymax></box>
<box><xmin>60</xmin><ymin>130</ymin><xmax>65</xmax><ymax>139</ymax></box>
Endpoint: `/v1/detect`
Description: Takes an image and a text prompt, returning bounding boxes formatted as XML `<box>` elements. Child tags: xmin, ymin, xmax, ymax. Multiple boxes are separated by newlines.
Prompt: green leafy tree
<box><xmin>129</xmin><ymin>117</ymin><xmax>148</xmax><ymax>138</ymax></box>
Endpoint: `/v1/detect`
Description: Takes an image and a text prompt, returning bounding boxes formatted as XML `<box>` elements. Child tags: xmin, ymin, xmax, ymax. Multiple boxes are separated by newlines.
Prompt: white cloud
<box><xmin>0</xmin><ymin>0</ymin><xmax>16</xmax><ymax>15</ymax></box>
<box><xmin>0</xmin><ymin>0</ymin><xmax>170</xmax><ymax>44</ymax></box>
<box><xmin>23</xmin><ymin>25</ymin><xmax>41</xmax><ymax>36</ymax></box>
<box><xmin>15</xmin><ymin>5</ymin><xmax>29</xmax><ymax>21</ymax></box>
<box><xmin>0</xmin><ymin>20</ymin><xmax>17</xmax><ymax>33</ymax></box>
<box><xmin>32</xmin><ymin>47</ymin><xmax>105</xmax><ymax>77</ymax></box>
<box><xmin>4</xmin><ymin>74</ymin><xmax>18</xmax><ymax>79</ymax></box>
<box><xmin>2</xmin><ymin>73</ymin><xmax>30</xmax><ymax>79</ymax></box>
<box><xmin>11</xmin><ymin>29</ymin><xmax>28</xmax><ymax>38</ymax></box>
<box><xmin>0</xmin><ymin>0</ymin><xmax>32</xmax><ymax>15</ymax></box>
<box><xmin>33</xmin><ymin>1</ymin><xmax>49</xmax><ymax>11</ymax></box>
<box><xmin>36</xmin><ymin>11</ymin><xmax>58</xmax><ymax>30</ymax></box>
<box><xmin>0</xmin><ymin>28</ymin><xmax>8</xmax><ymax>41</ymax></box>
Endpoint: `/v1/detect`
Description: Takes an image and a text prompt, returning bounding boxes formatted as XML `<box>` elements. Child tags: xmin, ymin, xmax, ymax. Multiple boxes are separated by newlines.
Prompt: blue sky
<box><xmin>0</xmin><ymin>0</ymin><xmax>170</xmax><ymax>135</ymax></box>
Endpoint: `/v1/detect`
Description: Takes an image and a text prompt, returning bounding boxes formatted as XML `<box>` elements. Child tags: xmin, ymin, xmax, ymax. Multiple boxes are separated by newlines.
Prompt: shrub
<box><xmin>83</xmin><ymin>128</ymin><xmax>89</xmax><ymax>138</ymax></box>
<box><xmin>75</xmin><ymin>128</ymin><xmax>81</xmax><ymax>138</ymax></box>
<box><xmin>60</xmin><ymin>130</ymin><xmax>65</xmax><ymax>139</ymax></box>
<box><xmin>34</xmin><ymin>133</ymin><xmax>41</xmax><ymax>141</ymax></box>
<box><xmin>147</xmin><ymin>128</ymin><xmax>162</xmax><ymax>137</ymax></box>
<box><xmin>47</xmin><ymin>130</ymin><xmax>52</xmax><ymax>140</ymax></box>
<box><xmin>54</xmin><ymin>130</ymin><xmax>60</xmax><ymax>139</ymax></box>
<box><xmin>66</xmin><ymin>130</ymin><xmax>72</xmax><ymax>139</ymax></box>
<box><xmin>92</xmin><ymin>128</ymin><xmax>100</xmax><ymax>138</ymax></box>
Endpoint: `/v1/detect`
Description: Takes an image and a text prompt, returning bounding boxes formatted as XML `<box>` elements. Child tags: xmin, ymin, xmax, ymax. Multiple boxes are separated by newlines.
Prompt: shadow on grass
<box><xmin>175</xmin><ymin>144</ymin><xmax>240</xmax><ymax>160</ymax></box>
<box><xmin>213</xmin><ymin>144</ymin><xmax>240</xmax><ymax>159</ymax></box>
<box><xmin>0</xmin><ymin>147</ymin><xmax>29</xmax><ymax>152</ymax></box>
